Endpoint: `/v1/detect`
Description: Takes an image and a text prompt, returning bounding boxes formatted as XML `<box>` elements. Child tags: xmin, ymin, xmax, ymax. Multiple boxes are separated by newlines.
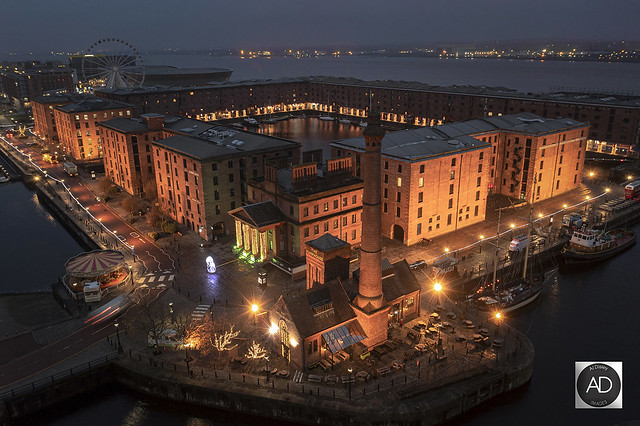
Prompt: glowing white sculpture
<box><xmin>206</xmin><ymin>256</ymin><xmax>216</xmax><ymax>274</ymax></box>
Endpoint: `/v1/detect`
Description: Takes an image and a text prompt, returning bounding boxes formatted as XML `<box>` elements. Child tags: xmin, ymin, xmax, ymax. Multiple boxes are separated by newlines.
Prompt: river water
<box><xmin>3</xmin><ymin>56</ymin><xmax>640</xmax><ymax>424</ymax></box>
<box><xmin>144</xmin><ymin>54</ymin><xmax>640</xmax><ymax>94</ymax></box>
<box><xmin>0</xmin><ymin>181</ymin><xmax>84</xmax><ymax>293</ymax></box>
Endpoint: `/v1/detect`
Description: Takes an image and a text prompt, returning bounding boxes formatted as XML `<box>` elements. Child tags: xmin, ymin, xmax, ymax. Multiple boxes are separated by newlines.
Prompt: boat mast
<box><xmin>492</xmin><ymin>208</ymin><xmax>501</xmax><ymax>292</ymax></box>
<box><xmin>522</xmin><ymin>176</ymin><xmax>538</xmax><ymax>279</ymax></box>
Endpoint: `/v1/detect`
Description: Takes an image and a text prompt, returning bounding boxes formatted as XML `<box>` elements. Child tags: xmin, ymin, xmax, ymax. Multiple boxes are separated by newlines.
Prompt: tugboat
<box><xmin>560</xmin><ymin>228</ymin><xmax>636</xmax><ymax>264</ymax></box>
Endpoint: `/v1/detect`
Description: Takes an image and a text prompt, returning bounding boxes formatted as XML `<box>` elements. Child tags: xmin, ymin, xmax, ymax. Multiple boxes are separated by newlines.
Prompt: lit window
<box><xmin>418</xmin><ymin>177</ymin><xmax>424</xmax><ymax>187</ymax></box>
<box><xmin>397</xmin><ymin>177</ymin><xmax>402</xmax><ymax>187</ymax></box>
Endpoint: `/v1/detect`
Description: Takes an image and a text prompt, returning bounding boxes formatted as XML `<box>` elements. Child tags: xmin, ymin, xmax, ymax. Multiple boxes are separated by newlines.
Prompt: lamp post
<box><xmin>114</xmin><ymin>322</ymin><xmax>123</xmax><ymax>354</ymax></box>
<box><xmin>348</xmin><ymin>367</ymin><xmax>353</xmax><ymax>399</ymax></box>
<box><xmin>251</xmin><ymin>304</ymin><xmax>258</xmax><ymax>325</ymax></box>
<box><xmin>479</xmin><ymin>235</ymin><xmax>484</xmax><ymax>254</ymax></box>
<box><xmin>495</xmin><ymin>311</ymin><xmax>502</xmax><ymax>336</ymax></box>
<box><xmin>265</xmin><ymin>356</ymin><xmax>270</xmax><ymax>382</ymax></box>
<box><xmin>585</xmin><ymin>195</ymin><xmax>591</xmax><ymax>214</ymax></box>
<box><xmin>184</xmin><ymin>343</ymin><xmax>192</xmax><ymax>375</ymax></box>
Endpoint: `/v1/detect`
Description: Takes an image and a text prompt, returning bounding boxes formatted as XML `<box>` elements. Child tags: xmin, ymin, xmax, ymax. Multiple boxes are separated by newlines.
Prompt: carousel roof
<box><xmin>65</xmin><ymin>250</ymin><xmax>126</xmax><ymax>278</ymax></box>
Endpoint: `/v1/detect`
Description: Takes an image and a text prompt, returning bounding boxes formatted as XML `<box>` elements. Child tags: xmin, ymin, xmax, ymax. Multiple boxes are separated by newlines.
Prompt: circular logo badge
<box><xmin>576</xmin><ymin>363</ymin><xmax>621</xmax><ymax>408</ymax></box>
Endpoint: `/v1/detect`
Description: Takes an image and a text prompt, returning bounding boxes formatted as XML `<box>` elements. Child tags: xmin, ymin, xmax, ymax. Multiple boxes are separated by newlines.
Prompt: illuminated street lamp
<box><xmin>494</xmin><ymin>311</ymin><xmax>502</xmax><ymax>335</ymax></box>
<box><xmin>605</xmin><ymin>188</ymin><xmax>611</xmax><ymax>193</ymax></box>
<box><xmin>627</xmin><ymin>175</ymin><xmax>633</xmax><ymax>181</ymax></box>
<box><xmin>347</xmin><ymin>367</ymin><xmax>353</xmax><ymax>399</ymax></box>
<box><xmin>588</xmin><ymin>171</ymin><xmax>595</xmax><ymax>178</ymax></box>
<box><xmin>251</xmin><ymin>303</ymin><xmax>259</xmax><ymax>325</ymax></box>
<box><xmin>444</xmin><ymin>247</ymin><xmax>449</xmax><ymax>254</ymax></box>
<box><xmin>479</xmin><ymin>235</ymin><xmax>484</xmax><ymax>253</ymax></box>
<box><xmin>433</xmin><ymin>282</ymin><xmax>442</xmax><ymax>293</ymax></box>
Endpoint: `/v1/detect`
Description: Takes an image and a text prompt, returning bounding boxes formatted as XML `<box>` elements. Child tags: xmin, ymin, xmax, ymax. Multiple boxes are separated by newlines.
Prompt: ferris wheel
<box><xmin>82</xmin><ymin>38</ymin><xmax>145</xmax><ymax>89</ymax></box>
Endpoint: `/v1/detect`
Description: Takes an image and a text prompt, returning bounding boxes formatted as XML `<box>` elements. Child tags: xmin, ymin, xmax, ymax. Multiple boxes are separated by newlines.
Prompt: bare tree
<box><xmin>138</xmin><ymin>305</ymin><xmax>169</xmax><ymax>349</ymax></box>
<box><xmin>98</xmin><ymin>177</ymin><xmax>114</xmax><ymax>196</ymax></box>
<box><xmin>245</xmin><ymin>341</ymin><xmax>268</xmax><ymax>361</ymax></box>
<box><xmin>210</xmin><ymin>324</ymin><xmax>240</xmax><ymax>366</ymax></box>
<box><xmin>146</xmin><ymin>205</ymin><xmax>163</xmax><ymax>230</ymax></box>
<box><xmin>121</xmin><ymin>196</ymin><xmax>140</xmax><ymax>220</ymax></box>
<box><xmin>142</xmin><ymin>178</ymin><xmax>157</xmax><ymax>201</ymax></box>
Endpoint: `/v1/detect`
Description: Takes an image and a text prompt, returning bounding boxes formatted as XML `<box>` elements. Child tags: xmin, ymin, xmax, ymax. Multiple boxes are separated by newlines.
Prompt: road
<box><xmin>0</xmin><ymin>287</ymin><xmax>164</xmax><ymax>390</ymax></box>
<box><xmin>1</xmin><ymin>131</ymin><xmax>174</xmax><ymax>272</ymax></box>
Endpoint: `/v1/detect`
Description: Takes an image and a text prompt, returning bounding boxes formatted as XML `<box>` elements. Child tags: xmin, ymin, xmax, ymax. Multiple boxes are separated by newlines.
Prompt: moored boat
<box><xmin>319</xmin><ymin>115</ymin><xmax>334</xmax><ymax>121</ymax></box>
<box><xmin>243</xmin><ymin>117</ymin><xmax>260</xmax><ymax>127</ymax></box>
<box><xmin>474</xmin><ymin>272</ymin><xmax>548</xmax><ymax>313</ymax></box>
<box><xmin>561</xmin><ymin>228</ymin><xmax>636</xmax><ymax>263</ymax></box>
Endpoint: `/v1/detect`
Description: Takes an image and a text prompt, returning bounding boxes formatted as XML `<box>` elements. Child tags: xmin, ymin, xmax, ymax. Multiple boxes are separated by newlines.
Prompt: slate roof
<box><xmin>332</xmin><ymin>112</ymin><xmax>587</xmax><ymax>162</ymax></box>
<box><xmin>95</xmin><ymin>75</ymin><xmax>640</xmax><ymax>109</ymax></box>
<box><xmin>345</xmin><ymin>259</ymin><xmax>420</xmax><ymax>303</ymax></box>
<box><xmin>306</xmin><ymin>234</ymin><xmax>350</xmax><ymax>253</ymax></box>
<box><xmin>280</xmin><ymin>280</ymin><xmax>358</xmax><ymax>339</ymax></box>
<box><xmin>228</xmin><ymin>201</ymin><xmax>287</xmax><ymax>229</ymax></box>
<box><xmin>56</xmin><ymin>98</ymin><xmax>134</xmax><ymax>113</ymax></box>
<box><xmin>99</xmin><ymin>117</ymin><xmax>148</xmax><ymax>132</ymax></box>
<box><xmin>32</xmin><ymin>93</ymin><xmax>93</xmax><ymax>104</ymax></box>
<box><xmin>151</xmin><ymin>118</ymin><xmax>299</xmax><ymax>160</ymax></box>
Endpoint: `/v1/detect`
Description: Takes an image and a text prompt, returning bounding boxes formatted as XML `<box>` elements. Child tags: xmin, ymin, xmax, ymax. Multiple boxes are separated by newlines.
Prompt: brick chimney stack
<box><xmin>354</xmin><ymin>111</ymin><xmax>386</xmax><ymax>312</ymax></box>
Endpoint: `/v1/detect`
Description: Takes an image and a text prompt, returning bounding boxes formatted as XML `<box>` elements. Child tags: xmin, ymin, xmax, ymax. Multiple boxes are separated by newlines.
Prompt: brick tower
<box><xmin>352</xmin><ymin>112</ymin><xmax>389</xmax><ymax>347</ymax></box>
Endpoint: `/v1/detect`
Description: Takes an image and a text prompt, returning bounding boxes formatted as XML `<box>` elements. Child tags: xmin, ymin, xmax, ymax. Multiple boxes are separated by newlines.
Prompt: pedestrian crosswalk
<box><xmin>292</xmin><ymin>370</ymin><xmax>304</xmax><ymax>383</ymax></box>
<box><xmin>138</xmin><ymin>270</ymin><xmax>175</xmax><ymax>287</ymax></box>
<box><xmin>191</xmin><ymin>304</ymin><xmax>211</xmax><ymax>321</ymax></box>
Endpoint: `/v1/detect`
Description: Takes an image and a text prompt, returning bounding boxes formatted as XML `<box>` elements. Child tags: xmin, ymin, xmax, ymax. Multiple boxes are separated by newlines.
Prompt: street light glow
<box><xmin>563</xmin><ymin>204</ymin><xmax>568</xmax><ymax>208</ymax></box>
<box><xmin>251</xmin><ymin>304</ymin><xmax>259</xmax><ymax>313</ymax></box>
<box><xmin>588</xmin><ymin>171</ymin><xmax>594</xmax><ymax>177</ymax></box>
<box><xmin>605</xmin><ymin>188</ymin><xmax>611</xmax><ymax>193</ymax></box>
<box><xmin>433</xmin><ymin>282</ymin><xmax>442</xmax><ymax>292</ymax></box>
<box><xmin>269</xmin><ymin>323</ymin><xmax>279</xmax><ymax>335</ymax></box>
<box><xmin>510</xmin><ymin>223</ymin><xmax>515</xmax><ymax>229</ymax></box>
<box><xmin>444</xmin><ymin>247</ymin><xmax>449</xmax><ymax>253</ymax></box>
<box><xmin>495</xmin><ymin>312</ymin><xmax>502</xmax><ymax>320</ymax></box>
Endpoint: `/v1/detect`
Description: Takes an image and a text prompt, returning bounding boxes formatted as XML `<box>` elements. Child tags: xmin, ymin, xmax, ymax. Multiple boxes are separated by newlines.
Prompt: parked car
<box><xmin>147</xmin><ymin>329</ymin><xmax>181</xmax><ymax>348</ymax></box>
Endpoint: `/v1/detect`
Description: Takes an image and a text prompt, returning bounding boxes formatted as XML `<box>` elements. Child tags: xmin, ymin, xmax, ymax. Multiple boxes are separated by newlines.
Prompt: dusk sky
<box><xmin>2</xmin><ymin>0</ymin><xmax>640</xmax><ymax>53</ymax></box>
